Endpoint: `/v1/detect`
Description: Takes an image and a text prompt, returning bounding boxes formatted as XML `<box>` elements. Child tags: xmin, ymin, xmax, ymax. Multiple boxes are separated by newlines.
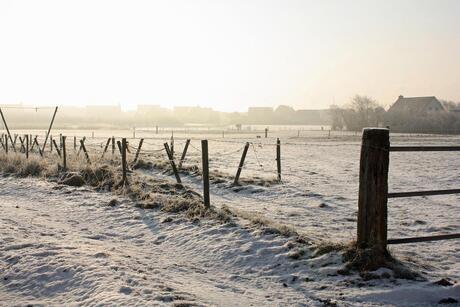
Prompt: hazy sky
<box><xmin>0</xmin><ymin>0</ymin><xmax>459</xmax><ymax>112</ymax></box>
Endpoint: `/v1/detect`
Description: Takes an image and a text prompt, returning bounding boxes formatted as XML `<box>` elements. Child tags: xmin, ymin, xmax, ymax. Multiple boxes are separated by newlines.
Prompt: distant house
<box><xmin>387</xmin><ymin>95</ymin><xmax>446</xmax><ymax>114</ymax></box>
<box><xmin>385</xmin><ymin>95</ymin><xmax>451</xmax><ymax>133</ymax></box>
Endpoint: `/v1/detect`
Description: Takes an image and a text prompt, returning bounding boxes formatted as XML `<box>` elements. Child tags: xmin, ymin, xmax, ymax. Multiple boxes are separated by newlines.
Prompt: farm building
<box><xmin>387</xmin><ymin>95</ymin><xmax>446</xmax><ymax>114</ymax></box>
<box><xmin>385</xmin><ymin>95</ymin><xmax>453</xmax><ymax>133</ymax></box>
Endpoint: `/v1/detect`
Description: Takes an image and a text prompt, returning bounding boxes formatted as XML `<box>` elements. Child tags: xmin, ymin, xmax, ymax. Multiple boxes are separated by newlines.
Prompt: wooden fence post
<box><xmin>112</xmin><ymin>136</ymin><xmax>115</xmax><ymax>157</ymax></box>
<box><xmin>62</xmin><ymin>136</ymin><xmax>67</xmax><ymax>170</ymax></box>
<box><xmin>201</xmin><ymin>140</ymin><xmax>210</xmax><ymax>208</ymax></box>
<box><xmin>164</xmin><ymin>142</ymin><xmax>181</xmax><ymax>184</ymax></box>
<box><xmin>19</xmin><ymin>136</ymin><xmax>24</xmax><ymax>153</ymax></box>
<box><xmin>41</xmin><ymin>106</ymin><xmax>58</xmax><ymax>153</ymax></box>
<box><xmin>101</xmin><ymin>137</ymin><xmax>111</xmax><ymax>159</ymax></box>
<box><xmin>117</xmin><ymin>141</ymin><xmax>122</xmax><ymax>155</ymax></box>
<box><xmin>50</xmin><ymin>135</ymin><xmax>53</xmax><ymax>152</ymax></box>
<box><xmin>80</xmin><ymin>139</ymin><xmax>91</xmax><ymax>164</ymax></box>
<box><xmin>121</xmin><ymin>138</ymin><xmax>127</xmax><ymax>185</ymax></box>
<box><xmin>74</xmin><ymin>136</ymin><xmax>77</xmax><ymax>151</ymax></box>
<box><xmin>132</xmin><ymin>138</ymin><xmax>144</xmax><ymax>164</ymax></box>
<box><xmin>5</xmin><ymin>135</ymin><xmax>8</xmax><ymax>154</ymax></box>
<box><xmin>0</xmin><ymin>108</ymin><xmax>16</xmax><ymax>152</ymax></box>
<box><xmin>77</xmin><ymin>137</ymin><xmax>86</xmax><ymax>156</ymax></box>
<box><xmin>265</xmin><ymin>128</ymin><xmax>268</xmax><ymax>138</ymax></box>
<box><xmin>178</xmin><ymin>139</ymin><xmax>190</xmax><ymax>169</ymax></box>
<box><xmin>357</xmin><ymin>128</ymin><xmax>390</xmax><ymax>254</ymax></box>
<box><xmin>233</xmin><ymin>142</ymin><xmax>250</xmax><ymax>186</ymax></box>
<box><xmin>25</xmin><ymin>135</ymin><xmax>29</xmax><ymax>159</ymax></box>
<box><xmin>52</xmin><ymin>139</ymin><xmax>62</xmax><ymax>158</ymax></box>
<box><xmin>276</xmin><ymin>138</ymin><xmax>281</xmax><ymax>182</ymax></box>
<box><xmin>34</xmin><ymin>137</ymin><xmax>43</xmax><ymax>157</ymax></box>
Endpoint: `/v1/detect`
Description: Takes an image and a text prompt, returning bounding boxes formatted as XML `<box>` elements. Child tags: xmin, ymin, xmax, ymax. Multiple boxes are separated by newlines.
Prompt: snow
<box><xmin>1</xmin><ymin>130</ymin><xmax>459</xmax><ymax>305</ymax></box>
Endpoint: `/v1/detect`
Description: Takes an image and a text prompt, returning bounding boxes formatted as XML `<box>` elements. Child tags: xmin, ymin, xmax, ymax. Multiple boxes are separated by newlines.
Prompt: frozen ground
<box><xmin>1</xmin><ymin>176</ymin><xmax>459</xmax><ymax>306</ymax></box>
<box><xmin>1</xmin><ymin>130</ymin><xmax>459</xmax><ymax>305</ymax></box>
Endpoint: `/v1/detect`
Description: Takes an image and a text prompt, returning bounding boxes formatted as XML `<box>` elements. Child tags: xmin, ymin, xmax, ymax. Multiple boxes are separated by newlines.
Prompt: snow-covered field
<box><xmin>1</xmin><ymin>129</ymin><xmax>459</xmax><ymax>305</ymax></box>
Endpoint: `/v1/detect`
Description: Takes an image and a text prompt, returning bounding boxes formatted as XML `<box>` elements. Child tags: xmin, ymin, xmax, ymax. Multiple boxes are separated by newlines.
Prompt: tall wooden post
<box><xmin>74</xmin><ymin>136</ymin><xmax>77</xmax><ymax>151</ymax></box>
<box><xmin>265</xmin><ymin>128</ymin><xmax>268</xmax><ymax>138</ymax></box>
<box><xmin>50</xmin><ymin>135</ymin><xmax>53</xmax><ymax>152</ymax></box>
<box><xmin>201</xmin><ymin>140</ymin><xmax>210</xmax><ymax>208</ymax></box>
<box><xmin>276</xmin><ymin>138</ymin><xmax>281</xmax><ymax>182</ymax></box>
<box><xmin>121</xmin><ymin>138</ymin><xmax>127</xmax><ymax>185</ymax></box>
<box><xmin>5</xmin><ymin>134</ymin><xmax>8</xmax><ymax>154</ymax></box>
<box><xmin>62</xmin><ymin>136</ymin><xmax>67</xmax><ymax>170</ymax></box>
<box><xmin>234</xmin><ymin>142</ymin><xmax>250</xmax><ymax>185</ymax></box>
<box><xmin>357</xmin><ymin>128</ymin><xmax>390</xmax><ymax>253</ymax></box>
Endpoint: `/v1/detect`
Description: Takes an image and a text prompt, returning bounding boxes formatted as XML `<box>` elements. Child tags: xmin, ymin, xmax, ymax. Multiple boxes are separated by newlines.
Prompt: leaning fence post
<box><xmin>121</xmin><ymin>138</ymin><xmax>127</xmax><ymax>185</ymax></box>
<box><xmin>178</xmin><ymin>139</ymin><xmax>190</xmax><ymax>169</ymax></box>
<box><xmin>117</xmin><ymin>140</ymin><xmax>122</xmax><ymax>155</ymax></box>
<box><xmin>0</xmin><ymin>108</ymin><xmax>16</xmax><ymax>152</ymax></box>
<box><xmin>133</xmin><ymin>138</ymin><xmax>144</xmax><ymax>164</ymax></box>
<box><xmin>233</xmin><ymin>142</ymin><xmax>250</xmax><ymax>186</ymax></box>
<box><xmin>276</xmin><ymin>138</ymin><xmax>281</xmax><ymax>182</ymax></box>
<box><xmin>357</xmin><ymin>128</ymin><xmax>390</xmax><ymax>254</ymax></box>
<box><xmin>41</xmin><ymin>106</ymin><xmax>58</xmax><ymax>153</ymax></box>
<box><xmin>164</xmin><ymin>142</ymin><xmax>181</xmax><ymax>184</ymax></box>
<box><xmin>80</xmin><ymin>139</ymin><xmax>91</xmax><ymax>164</ymax></box>
<box><xmin>201</xmin><ymin>140</ymin><xmax>210</xmax><ymax>208</ymax></box>
<box><xmin>52</xmin><ymin>139</ymin><xmax>62</xmax><ymax>158</ymax></box>
<box><xmin>101</xmin><ymin>137</ymin><xmax>111</xmax><ymax>159</ymax></box>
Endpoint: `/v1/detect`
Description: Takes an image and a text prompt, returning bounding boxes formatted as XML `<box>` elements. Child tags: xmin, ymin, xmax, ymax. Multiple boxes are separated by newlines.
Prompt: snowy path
<box><xmin>1</xmin><ymin>176</ymin><xmax>459</xmax><ymax>306</ymax></box>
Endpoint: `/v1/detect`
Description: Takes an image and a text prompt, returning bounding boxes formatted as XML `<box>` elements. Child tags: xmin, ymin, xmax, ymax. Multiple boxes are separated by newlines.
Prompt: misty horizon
<box><xmin>1</xmin><ymin>0</ymin><xmax>460</xmax><ymax>112</ymax></box>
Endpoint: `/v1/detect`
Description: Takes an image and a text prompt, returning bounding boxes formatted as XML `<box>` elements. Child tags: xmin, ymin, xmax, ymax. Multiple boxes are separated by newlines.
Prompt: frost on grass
<box><xmin>134</xmin><ymin>157</ymin><xmax>279</xmax><ymax>188</ymax></box>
